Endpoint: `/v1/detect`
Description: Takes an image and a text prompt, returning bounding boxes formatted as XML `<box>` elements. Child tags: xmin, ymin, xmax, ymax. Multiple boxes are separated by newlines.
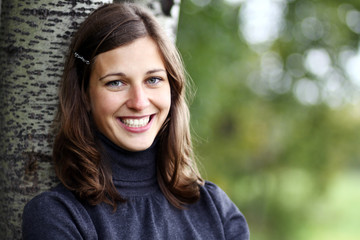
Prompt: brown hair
<box><xmin>53</xmin><ymin>2</ymin><xmax>203</xmax><ymax>209</ymax></box>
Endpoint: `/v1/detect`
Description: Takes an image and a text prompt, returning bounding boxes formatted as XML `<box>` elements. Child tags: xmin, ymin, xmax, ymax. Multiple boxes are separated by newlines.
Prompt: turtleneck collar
<box><xmin>98</xmin><ymin>133</ymin><xmax>159</xmax><ymax>196</ymax></box>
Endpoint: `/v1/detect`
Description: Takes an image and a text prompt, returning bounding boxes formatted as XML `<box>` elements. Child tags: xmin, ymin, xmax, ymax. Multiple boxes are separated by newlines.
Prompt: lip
<box><xmin>117</xmin><ymin>114</ymin><xmax>155</xmax><ymax>133</ymax></box>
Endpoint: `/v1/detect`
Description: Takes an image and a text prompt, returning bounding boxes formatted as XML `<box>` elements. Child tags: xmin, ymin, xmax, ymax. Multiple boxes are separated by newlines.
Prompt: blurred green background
<box><xmin>176</xmin><ymin>0</ymin><xmax>360</xmax><ymax>239</ymax></box>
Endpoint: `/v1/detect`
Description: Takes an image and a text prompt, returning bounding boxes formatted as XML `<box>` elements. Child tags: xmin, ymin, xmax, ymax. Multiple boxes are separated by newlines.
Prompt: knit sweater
<box><xmin>22</xmin><ymin>135</ymin><xmax>249</xmax><ymax>239</ymax></box>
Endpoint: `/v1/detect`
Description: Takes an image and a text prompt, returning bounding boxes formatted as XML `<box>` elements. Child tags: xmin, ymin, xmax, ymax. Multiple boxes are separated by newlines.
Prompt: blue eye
<box><xmin>106</xmin><ymin>80</ymin><xmax>124</xmax><ymax>88</ymax></box>
<box><xmin>147</xmin><ymin>77</ymin><xmax>162</xmax><ymax>85</ymax></box>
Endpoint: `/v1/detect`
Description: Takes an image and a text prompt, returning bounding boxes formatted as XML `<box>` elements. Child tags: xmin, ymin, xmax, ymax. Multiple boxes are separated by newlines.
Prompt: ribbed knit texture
<box><xmin>99</xmin><ymin>133</ymin><xmax>160</xmax><ymax>197</ymax></box>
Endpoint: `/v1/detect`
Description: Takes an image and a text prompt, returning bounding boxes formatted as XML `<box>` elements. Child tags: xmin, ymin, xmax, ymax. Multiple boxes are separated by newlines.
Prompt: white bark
<box><xmin>0</xmin><ymin>0</ymin><xmax>179</xmax><ymax>239</ymax></box>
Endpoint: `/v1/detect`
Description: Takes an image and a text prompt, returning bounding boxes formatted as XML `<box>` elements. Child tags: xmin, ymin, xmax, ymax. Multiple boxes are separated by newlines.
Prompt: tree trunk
<box><xmin>0</xmin><ymin>0</ymin><xmax>179</xmax><ymax>239</ymax></box>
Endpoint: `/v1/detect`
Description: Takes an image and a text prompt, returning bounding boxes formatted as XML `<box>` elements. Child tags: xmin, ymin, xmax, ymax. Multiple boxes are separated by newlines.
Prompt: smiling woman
<box><xmin>21</xmin><ymin>2</ymin><xmax>249</xmax><ymax>239</ymax></box>
<box><xmin>88</xmin><ymin>37</ymin><xmax>171</xmax><ymax>151</ymax></box>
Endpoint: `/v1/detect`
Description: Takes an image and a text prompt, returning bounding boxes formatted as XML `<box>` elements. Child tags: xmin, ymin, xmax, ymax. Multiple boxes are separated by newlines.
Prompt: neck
<box><xmin>98</xmin><ymin>133</ymin><xmax>159</xmax><ymax>196</ymax></box>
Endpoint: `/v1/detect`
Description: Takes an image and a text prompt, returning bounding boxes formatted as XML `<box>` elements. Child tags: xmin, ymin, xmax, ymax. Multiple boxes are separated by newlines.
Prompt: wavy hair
<box><xmin>53</xmin><ymin>2</ymin><xmax>203</xmax><ymax>209</ymax></box>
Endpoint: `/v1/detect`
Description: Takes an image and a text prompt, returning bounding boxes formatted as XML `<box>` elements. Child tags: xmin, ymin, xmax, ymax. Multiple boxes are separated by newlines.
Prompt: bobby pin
<box><xmin>74</xmin><ymin>52</ymin><xmax>90</xmax><ymax>65</ymax></box>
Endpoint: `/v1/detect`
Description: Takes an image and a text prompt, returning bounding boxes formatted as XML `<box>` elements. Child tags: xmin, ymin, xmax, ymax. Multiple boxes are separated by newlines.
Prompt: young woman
<box><xmin>22</xmin><ymin>3</ymin><xmax>249</xmax><ymax>239</ymax></box>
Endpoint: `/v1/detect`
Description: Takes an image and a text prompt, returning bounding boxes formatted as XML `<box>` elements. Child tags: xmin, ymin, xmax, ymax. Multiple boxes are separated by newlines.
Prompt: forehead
<box><xmin>92</xmin><ymin>36</ymin><xmax>166</xmax><ymax>75</ymax></box>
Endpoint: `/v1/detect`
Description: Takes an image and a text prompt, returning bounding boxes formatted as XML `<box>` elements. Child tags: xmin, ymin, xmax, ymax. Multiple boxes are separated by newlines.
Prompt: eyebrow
<box><xmin>99</xmin><ymin>69</ymin><xmax>166</xmax><ymax>81</ymax></box>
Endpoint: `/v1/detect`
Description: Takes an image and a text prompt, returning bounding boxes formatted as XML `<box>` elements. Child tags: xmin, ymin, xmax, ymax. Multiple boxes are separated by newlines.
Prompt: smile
<box><xmin>120</xmin><ymin>116</ymin><xmax>151</xmax><ymax>128</ymax></box>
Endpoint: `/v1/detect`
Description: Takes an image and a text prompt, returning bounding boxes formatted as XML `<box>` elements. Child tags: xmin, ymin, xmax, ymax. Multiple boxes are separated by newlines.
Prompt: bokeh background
<box><xmin>176</xmin><ymin>0</ymin><xmax>360</xmax><ymax>239</ymax></box>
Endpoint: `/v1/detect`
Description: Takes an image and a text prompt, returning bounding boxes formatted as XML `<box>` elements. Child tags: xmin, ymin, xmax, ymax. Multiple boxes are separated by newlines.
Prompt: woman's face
<box><xmin>88</xmin><ymin>36</ymin><xmax>171</xmax><ymax>151</ymax></box>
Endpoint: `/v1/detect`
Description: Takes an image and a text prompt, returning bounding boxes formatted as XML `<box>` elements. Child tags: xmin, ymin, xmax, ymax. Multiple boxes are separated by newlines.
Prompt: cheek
<box><xmin>90</xmin><ymin>91</ymin><xmax>117</xmax><ymax>117</ymax></box>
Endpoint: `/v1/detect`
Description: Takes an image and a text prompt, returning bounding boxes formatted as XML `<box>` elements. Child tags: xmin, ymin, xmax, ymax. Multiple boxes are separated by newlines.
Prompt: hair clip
<box><xmin>74</xmin><ymin>52</ymin><xmax>90</xmax><ymax>65</ymax></box>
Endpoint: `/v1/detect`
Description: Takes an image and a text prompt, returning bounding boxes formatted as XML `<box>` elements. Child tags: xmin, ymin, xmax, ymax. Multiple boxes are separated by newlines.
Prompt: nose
<box><xmin>126</xmin><ymin>85</ymin><xmax>150</xmax><ymax>111</ymax></box>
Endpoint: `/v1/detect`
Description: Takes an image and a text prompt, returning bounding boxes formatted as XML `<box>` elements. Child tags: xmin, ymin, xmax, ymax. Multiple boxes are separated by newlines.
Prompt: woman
<box><xmin>22</xmin><ymin>3</ymin><xmax>249</xmax><ymax>239</ymax></box>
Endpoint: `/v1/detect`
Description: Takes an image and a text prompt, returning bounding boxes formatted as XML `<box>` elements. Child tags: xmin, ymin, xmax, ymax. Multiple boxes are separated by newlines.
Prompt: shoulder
<box><xmin>201</xmin><ymin>181</ymin><xmax>229</xmax><ymax>199</ymax></box>
<box><xmin>200</xmin><ymin>181</ymin><xmax>250</xmax><ymax>240</ymax></box>
<box><xmin>22</xmin><ymin>184</ymin><xmax>97</xmax><ymax>240</ymax></box>
<box><xmin>200</xmin><ymin>181</ymin><xmax>236</xmax><ymax>209</ymax></box>
<box><xmin>25</xmin><ymin>184</ymin><xmax>77</xmax><ymax>205</ymax></box>
<box><xmin>23</xmin><ymin>184</ymin><xmax>83</xmax><ymax>219</ymax></box>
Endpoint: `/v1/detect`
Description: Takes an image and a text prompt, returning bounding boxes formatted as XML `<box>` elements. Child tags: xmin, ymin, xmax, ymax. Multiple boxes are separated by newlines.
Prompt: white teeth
<box><xmin>121</xmin><ymin>116</ymin><xmax>150</xmax><ymax>128</ymax></box>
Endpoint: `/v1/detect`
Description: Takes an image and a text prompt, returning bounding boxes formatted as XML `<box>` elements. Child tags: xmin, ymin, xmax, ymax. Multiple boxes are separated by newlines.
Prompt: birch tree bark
<box><xmin>0</xmin><ymin>0</ymin><xmax>180</xmax><ymax>239</ymax></box>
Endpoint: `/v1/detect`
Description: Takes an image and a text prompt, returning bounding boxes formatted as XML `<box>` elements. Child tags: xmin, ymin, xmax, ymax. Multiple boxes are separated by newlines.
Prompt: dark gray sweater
<box><xmin>22</xmin><ymin>136</ymin><xmax>249</xmax><ymax>239</ymax></box>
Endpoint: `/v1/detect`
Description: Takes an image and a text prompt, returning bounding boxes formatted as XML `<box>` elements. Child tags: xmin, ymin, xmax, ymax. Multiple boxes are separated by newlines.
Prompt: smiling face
<box><xmin>88</xmin><ymin>36</ymin><xmax>171</xmax><ymax>151</ymax></box>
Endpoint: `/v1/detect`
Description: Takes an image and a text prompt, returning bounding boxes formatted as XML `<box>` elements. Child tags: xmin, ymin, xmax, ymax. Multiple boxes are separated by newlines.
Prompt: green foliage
<box><xmin>177</xmin><ymin>0</ymin><xmax>360</xmax><ymax>239</ymax></box>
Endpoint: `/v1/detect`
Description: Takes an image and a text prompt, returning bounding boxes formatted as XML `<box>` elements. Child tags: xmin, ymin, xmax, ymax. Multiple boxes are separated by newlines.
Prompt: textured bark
<box><xmin>0</xmin><ymin>0</ymin><xmax>179</xmax><ymax>239</ymax></box>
